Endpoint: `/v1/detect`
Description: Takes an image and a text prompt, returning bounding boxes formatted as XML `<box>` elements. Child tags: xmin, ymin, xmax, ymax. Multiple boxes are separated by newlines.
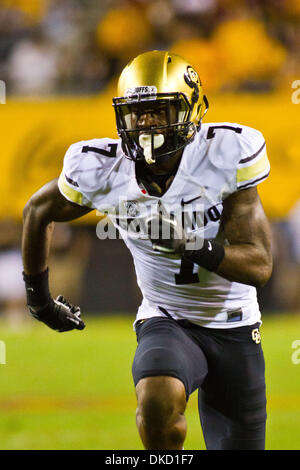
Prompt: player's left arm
<box><xmin>149</xmin><ymin>187</ymin><xmax>272</xmax><ymax>287</ymax></box>
<box><xmin>215</xmin><ymin>186</ymin><xmax>272</xmax><ymax>287</ymax></box>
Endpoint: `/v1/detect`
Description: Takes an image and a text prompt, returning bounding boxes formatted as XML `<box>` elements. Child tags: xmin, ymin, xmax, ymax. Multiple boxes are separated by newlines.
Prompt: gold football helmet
<box><xmin>113</xmin><ymin>50</ymin><xmax>208</xmax><ymax>164</ymax></box>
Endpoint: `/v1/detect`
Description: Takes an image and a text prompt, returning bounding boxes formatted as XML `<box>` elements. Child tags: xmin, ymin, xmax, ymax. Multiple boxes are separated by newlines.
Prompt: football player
<box><xmin>22</xmin><ymin>51</ymin><xmax>272</xmax><ymax>450</ymax></box>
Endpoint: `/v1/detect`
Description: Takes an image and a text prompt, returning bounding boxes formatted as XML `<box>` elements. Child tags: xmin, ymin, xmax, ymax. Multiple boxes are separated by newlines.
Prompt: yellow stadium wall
<box><xmin>1</xmin><ymin>86</ymin><xmax>299</xmax><ymax>223</ymax></box>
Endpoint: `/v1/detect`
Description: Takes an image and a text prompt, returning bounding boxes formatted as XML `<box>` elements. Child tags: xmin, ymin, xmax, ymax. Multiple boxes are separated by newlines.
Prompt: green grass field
<box><xmin>0</xmin><ymin>313</ymin><xmax>299</xmax><ymax>450</ymax></box>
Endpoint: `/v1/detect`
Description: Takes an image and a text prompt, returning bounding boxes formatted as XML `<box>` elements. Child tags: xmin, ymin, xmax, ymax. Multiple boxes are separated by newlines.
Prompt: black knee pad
<box><xmin>132</xmin><ymin>344</ymin><xmax>189</xmax><ymax>394</ymax></box>
<box><xmin>132</xmin><ymin>318</ymin><xmax>208</xmax><ymax>398</ymax></box>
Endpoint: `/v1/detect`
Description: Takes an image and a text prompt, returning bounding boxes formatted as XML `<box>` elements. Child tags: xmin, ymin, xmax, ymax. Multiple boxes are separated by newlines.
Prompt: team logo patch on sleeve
<box><xmin>65</xmin><ymin>174</ymin><xmax>79</xmax><ymax>187</ymax></box>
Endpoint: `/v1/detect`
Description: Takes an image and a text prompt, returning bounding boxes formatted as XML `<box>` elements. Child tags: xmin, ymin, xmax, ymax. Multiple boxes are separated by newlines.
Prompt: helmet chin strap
<box><xmin>139</xmin><ymin>133</ymin><xmax>164</xmax><ymax>165</ymax></box>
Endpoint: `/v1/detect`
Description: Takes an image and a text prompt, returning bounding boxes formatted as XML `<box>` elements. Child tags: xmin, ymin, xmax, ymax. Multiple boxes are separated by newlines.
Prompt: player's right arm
<box><xmin>22</xmin><ymin>178</ymin><xmax>93</xmax><ymax>332</ymax></box>
<box><xmin>22</xmin><ymin>178</ymin><xmax>92</xmax><ymax>274</ymax></box>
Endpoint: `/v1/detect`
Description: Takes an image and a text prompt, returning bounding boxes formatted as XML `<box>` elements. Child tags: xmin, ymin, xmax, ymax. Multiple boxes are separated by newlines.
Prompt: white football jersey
<box><xmin>58</xmin><ymin>122</ymin><xmax>270</xmax><ymax>329</ymax></box>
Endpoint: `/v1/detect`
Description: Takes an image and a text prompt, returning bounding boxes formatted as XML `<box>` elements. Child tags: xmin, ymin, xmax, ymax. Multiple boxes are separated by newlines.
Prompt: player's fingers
<box><xmin>55</xmin><ymin>296</ymin><xmax>81</xmax><ymax>316</ymax></box>
<box><xmin>66</xmin><ymin>313</ymin><xmax>85</xmax><ymax>330</ymax></box>
<box><xmin>70</xmin><ymin>305</ymin><xmax>81</xmax><ymax>315</ymax></box>
<box><xmin>75</xmin><ymin>320</ymin><xmax>85</xmax><ymax>330</ymax></box>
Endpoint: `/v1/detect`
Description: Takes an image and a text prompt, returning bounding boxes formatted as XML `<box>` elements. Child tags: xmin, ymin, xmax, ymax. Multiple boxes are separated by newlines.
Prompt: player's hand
<box><xmin>147</xmin><ymin>212</ymin><xmax>186</xmax><ymax>258</ymax></box>
<box><xmin>29</xmin><ymin>295</ymin><xmax>85</xmax><ymax>332</ymax></box>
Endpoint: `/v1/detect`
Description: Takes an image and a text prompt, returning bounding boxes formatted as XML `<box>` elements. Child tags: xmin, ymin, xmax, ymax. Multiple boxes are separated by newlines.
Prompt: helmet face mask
<box><xmin>112</xmin><ymin>51</ymin><xmax>208</xmax><ymax>165</ymax></box>
<box><xmin>113</xmin><ymin>92</ymin><xmax>197</xmax><ymax>163</ymax></box>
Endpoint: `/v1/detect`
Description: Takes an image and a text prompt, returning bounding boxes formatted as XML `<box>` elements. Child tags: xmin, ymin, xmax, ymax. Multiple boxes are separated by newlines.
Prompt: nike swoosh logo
<box><xmin>181</xmin><ymin>195</ymin><xmax>202</xmax><ymax>205</ymax></box>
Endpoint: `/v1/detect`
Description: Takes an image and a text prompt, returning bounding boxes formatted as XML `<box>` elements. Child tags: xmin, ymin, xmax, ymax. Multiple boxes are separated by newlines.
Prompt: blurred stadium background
<box><xmin>0</xmin><ymin>0</ymin><xmax>299</xmax><ymax>450</ymax></box>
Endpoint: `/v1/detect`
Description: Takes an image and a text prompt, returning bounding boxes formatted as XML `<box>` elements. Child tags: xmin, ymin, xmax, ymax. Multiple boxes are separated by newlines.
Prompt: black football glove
<box><xmin>29</xmin><ymin>295</ymin><xmax>85</xmax><ymax>333</ymax></box>
<box><xmin>147</xmin><ymin>212</ymin><xmax>187</xmax><ymax>258</ymax></box>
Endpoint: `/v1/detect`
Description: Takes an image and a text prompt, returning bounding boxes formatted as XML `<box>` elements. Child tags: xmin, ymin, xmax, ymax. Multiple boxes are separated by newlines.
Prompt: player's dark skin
<box><xmin>22</xmin><ymin>106</ymin><xmax>272</xmax><ymax>450</ymax></box>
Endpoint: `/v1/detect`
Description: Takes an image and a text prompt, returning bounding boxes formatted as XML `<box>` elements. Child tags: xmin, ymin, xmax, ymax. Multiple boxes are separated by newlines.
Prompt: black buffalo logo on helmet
<box><xmin>184</xmin><ymin>66</ymin><xmax>200</xmax><ymax>104</ymax></box>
